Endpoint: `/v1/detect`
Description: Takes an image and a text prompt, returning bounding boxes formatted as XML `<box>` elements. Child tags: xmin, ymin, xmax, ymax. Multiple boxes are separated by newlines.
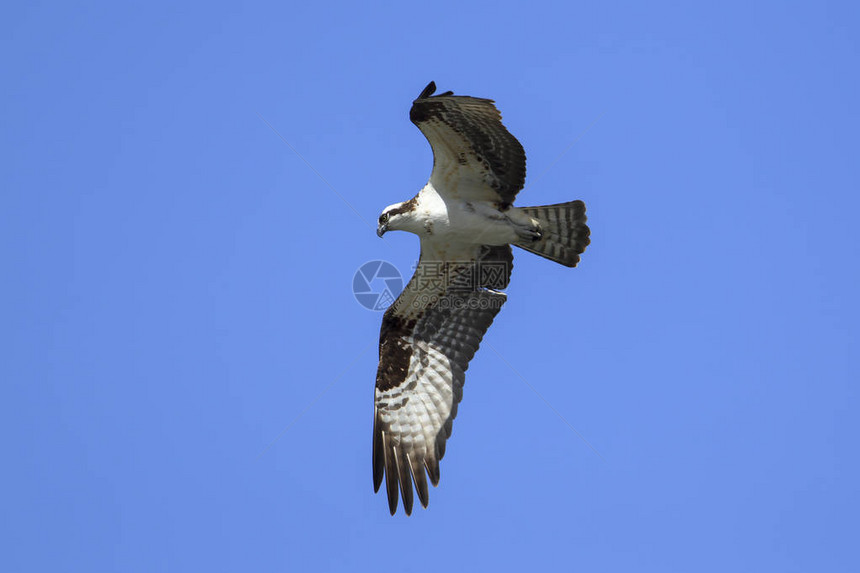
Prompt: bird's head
<box><xmin>376</xmin><ymin>201</ymin><xmax>415</xmax><ymax>237</ymax></box>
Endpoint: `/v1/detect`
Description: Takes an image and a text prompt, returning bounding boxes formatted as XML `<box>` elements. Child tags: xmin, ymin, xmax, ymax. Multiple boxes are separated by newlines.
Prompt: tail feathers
<box><xmin>514</xmin><ymin>200</ymin><xmax>590</xmax><ymax>267</ymax></box>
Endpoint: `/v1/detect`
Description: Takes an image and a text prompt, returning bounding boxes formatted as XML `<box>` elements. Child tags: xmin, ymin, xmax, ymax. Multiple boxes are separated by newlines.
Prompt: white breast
<box><xmin>416</xmin><ymin>182</ymin><xmax>519</xmax><ymax>246</ymax></box>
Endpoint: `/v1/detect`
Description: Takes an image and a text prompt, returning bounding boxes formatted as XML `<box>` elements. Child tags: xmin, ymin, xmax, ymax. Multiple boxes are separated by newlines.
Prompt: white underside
<box><xmin>406</xmin><ymin>182</ymin><xmax>531</xmax><ymax>249</ymax></box>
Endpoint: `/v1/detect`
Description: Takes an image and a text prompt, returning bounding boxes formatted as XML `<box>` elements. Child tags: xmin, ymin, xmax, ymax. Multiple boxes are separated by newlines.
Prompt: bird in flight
<box><xmin>373</xmin><ymin>81</ymin><xmax>591</xmax><ymax>515</ymax></box>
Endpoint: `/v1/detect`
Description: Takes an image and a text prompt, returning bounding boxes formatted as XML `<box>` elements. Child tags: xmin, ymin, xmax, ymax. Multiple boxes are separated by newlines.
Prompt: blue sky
<box><xmin>3</xmin><ymin>1</ymin><xmax>859</xmax><ymax>571</ymax></box>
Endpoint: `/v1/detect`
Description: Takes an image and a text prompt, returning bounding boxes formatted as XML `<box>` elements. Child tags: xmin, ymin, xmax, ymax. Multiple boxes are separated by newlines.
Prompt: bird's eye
<box><xmin>380</xmin><ymin>213</ymin><xmax>390</xmax><ymax>224</ymax></box>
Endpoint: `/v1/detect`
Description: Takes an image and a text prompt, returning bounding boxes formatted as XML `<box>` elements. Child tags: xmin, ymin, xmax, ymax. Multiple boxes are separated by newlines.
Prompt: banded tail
<box><xmin>514</xmin><ymin>200</ymin><xmax>591</xmax><ymax>267</ymax></box>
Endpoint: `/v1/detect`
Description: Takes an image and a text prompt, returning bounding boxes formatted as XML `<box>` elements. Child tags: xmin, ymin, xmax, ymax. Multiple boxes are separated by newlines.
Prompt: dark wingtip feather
<box><xmin>415</xmin><ymin>80</ymin><xmax>454</xmax><ymax>102</ymax></box>
<box><xmin>436</xmin><ymin>438</ymin><xmax>447</xmax><ymax>459</ymax></box>
<box><xmin>385</xmin><ymin>468</ymin><xmax>399</xmax><ymax>515</ymax></box>
<box><xmin>417</xmin><ymin>81</ymin><xmax>436</xmax><ymax>99</ymax></box>
<box><xmin>396</xmin><ymin>448</ymin><xmax>414</xmax><ymax>516</ymax></box>
<box><xmin>372</xmin><ymin>412</ymin><xmax>384</xmax><ymax>492</ymax></box>
<box><xmin>410</xmin><ymin>456</ymin><xmax>430</xmax><ymax>509</ymax></box>
<box><xmin>382</xmin><ymin>432</ymin><xmax>399</xmax><ymax>515</ymax></box>
<box><xmin>373</xmin><ymin>465</ymin><xmax>383</xmax><ymax>493</ymax></box>
<box><xmin>424</xmin><ymin>458</ymin><xmax>441</xmax><ymax>487</ymax></box>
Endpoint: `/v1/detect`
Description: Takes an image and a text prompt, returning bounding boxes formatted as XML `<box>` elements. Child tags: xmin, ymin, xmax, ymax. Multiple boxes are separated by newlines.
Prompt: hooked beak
<box><xmin>376</xmin><ymin>223</ymin><xmax>388</xmax><ymax>238</ymax></box>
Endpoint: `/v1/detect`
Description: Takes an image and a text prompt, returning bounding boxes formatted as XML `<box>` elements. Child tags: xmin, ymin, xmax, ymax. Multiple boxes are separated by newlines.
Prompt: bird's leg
<box><xmin>504</xmin><ymin>209</ymin><xmax>542</xmax><ymax>241</ymax></box>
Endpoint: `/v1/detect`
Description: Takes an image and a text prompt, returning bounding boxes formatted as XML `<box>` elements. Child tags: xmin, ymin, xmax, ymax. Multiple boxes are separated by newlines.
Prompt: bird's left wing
<box><xmin>410</xmin><ymin>81</ymin><xmax>526</xmax><ymax>206</ymax></box>
<box><xmin>373</xmin><ymin>243</ymin><xmax>512</xmax><ymax>515</ymax></box>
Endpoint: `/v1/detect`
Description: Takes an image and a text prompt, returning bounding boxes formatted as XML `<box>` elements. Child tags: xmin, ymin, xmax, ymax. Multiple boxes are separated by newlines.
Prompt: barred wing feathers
<box><xmin>410</xmin><ymin>81</ymin><xmax>526</xmax><ymax>206</ymax></box>
<box><xmin>373</xmin><ymin>245</ymin><xmax>512</xmax><ymax>515</ymax></box>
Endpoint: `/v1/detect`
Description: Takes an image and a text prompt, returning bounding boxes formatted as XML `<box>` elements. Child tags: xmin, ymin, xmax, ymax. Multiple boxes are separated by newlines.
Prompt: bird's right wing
<box><xmin>373</xmin><ymin>243</ymin><xmax>512</xmax><ymax>515</ymax></box>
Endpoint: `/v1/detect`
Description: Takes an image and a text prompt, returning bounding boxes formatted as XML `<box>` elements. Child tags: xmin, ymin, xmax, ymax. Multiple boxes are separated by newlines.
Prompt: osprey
<box><xmin>373</xmin><ymin>81</ymin><xmax>590</xmax><ymax>515</ymax></box>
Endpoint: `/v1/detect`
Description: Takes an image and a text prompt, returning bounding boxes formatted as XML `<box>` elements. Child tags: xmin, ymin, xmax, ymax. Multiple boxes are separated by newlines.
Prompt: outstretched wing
<box><xmin>373</xmin><ymin>244</ymin><xmax>513</xmax><ymax>515</ymax></box>
<box><xmin>410</xmin><ymin>81</ymin><xmax>526</xmax><ymax>206</ymax></box>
